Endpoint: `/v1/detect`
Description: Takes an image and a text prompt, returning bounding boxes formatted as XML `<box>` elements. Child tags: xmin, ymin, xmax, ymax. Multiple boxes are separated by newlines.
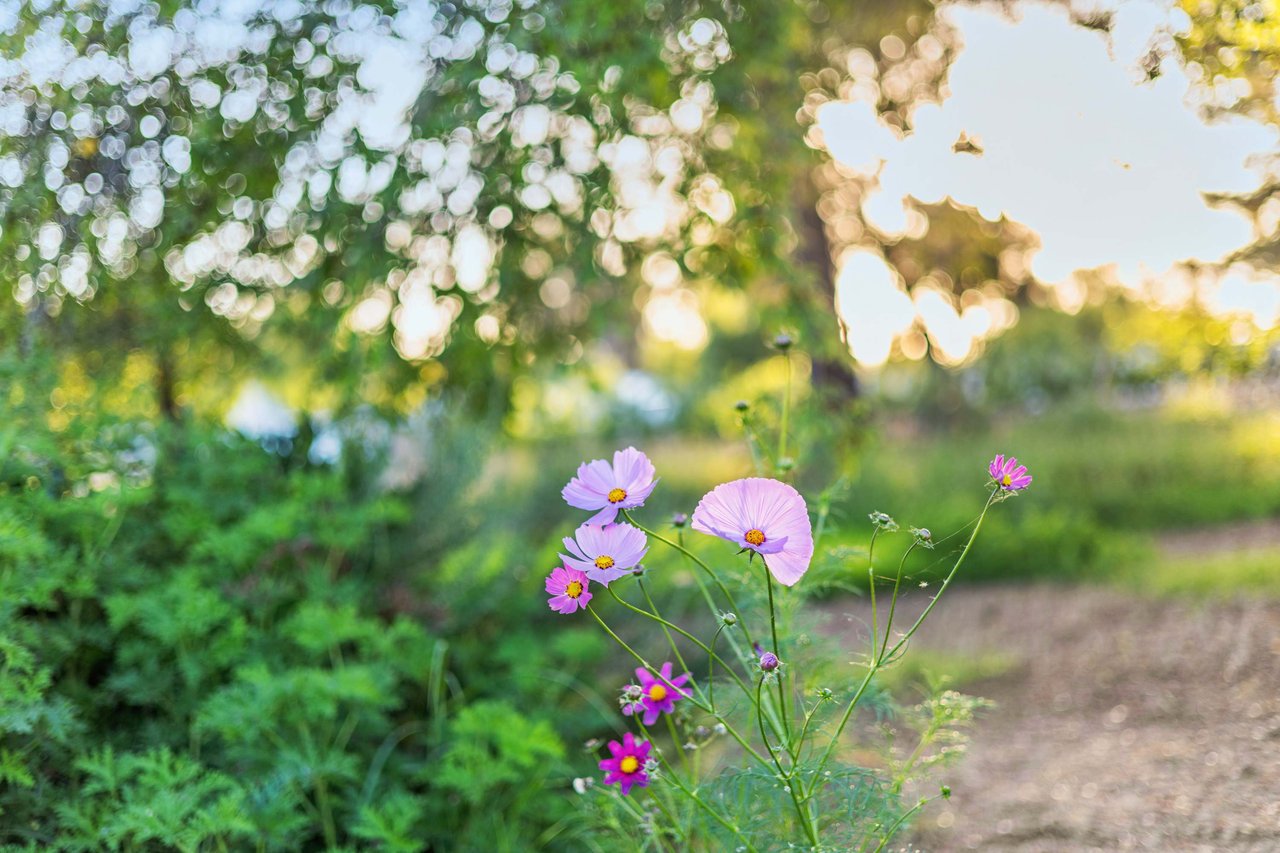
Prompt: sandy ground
<box><xmin>826</xmin><ymin>584</ymin><xmax>1280</xmax><ymax>852</ymax></box>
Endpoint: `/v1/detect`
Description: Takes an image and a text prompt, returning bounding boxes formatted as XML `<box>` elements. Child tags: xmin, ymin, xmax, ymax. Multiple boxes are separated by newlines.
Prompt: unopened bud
<box><xmin>773</xmin><ymin>333</ymin><xmax>794</xmax><ymax>351</ymax></box>
<box><xmin>759</xmin><ymin>651</ymin><xmax>780</xmax><ymax>672</ymax></box>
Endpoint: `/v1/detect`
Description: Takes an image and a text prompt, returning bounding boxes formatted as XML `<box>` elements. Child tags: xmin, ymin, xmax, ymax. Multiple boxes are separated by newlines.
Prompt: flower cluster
<box><xmin>544</xmin><ymin>442</ymin><xmax>1031</xmax><ymax>810</ymax></box>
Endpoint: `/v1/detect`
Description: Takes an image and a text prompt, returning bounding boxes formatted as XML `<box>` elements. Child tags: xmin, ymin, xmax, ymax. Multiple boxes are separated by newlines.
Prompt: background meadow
<box><xmin>3</xmin><ymin>0</ymin><xmax>1280</xmax><ymax>849</ymax></box>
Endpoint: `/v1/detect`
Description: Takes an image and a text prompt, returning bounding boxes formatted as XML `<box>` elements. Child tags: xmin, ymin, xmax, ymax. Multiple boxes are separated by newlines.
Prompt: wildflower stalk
<box><xmin>637</xmin><ymin>578</ymin><xmax>694</xmax><ymax>686</ymax></box>
<box><xmin>626</xmin><ymin>512</ymin><xmax>792</xmax><ymax>745</ymax></box>
<box><xmin>806</xmin><ymin>490</ymin><xmax>998</xmax><ymax>802</ymax></box>
<box><xmin>871</xmin><ymin>793</ymin><xmax>942</xmax><ymax>853</ymax></box>
<box><xmin>621</xmin><ymin>510</ymin><xmax>756</xmax><ymax>649</ymax></box>
<box><xmin>763</xmin><ymin>567</ymin><xmax>793</xmax><ymax>754</ymax></box>
<box><xmin>606</xmin><ymin>586</ymin><xmax>754</xmax><ymax>704</ymax></box>
<box><xmin>587</xmin><ymin>604</ymin><xmax>771</xmax><ymax>769</ymax></box>
<box><xmin>883</xmin><ymin>489</ymin><xmax>997</xmax><ymax>661</ymax></box>
<box><xmin>755</xmin><ymin>677</ymin><xmax>820</xmax><ymax>848</ymax></box>
<box><xmin>879</xmin><ymin>541</ymin><xmax>919</xmax><ymax>661</ymax></box>
<box><xmin>639</xmin><ymin>722</ymin><xmax>760</xmax><ymax>853</ymax></box>
<box><xmin>663</xmin><ymin>714</ymin><xmax>692</xmax><ymax>778</ymax></box>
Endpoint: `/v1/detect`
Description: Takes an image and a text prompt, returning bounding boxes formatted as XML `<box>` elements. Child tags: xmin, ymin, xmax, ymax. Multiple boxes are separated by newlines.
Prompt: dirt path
<box><xmin>826</xmin><ymin>585</ymin><xmax>1280</xmax><ymax>851</ymax></box>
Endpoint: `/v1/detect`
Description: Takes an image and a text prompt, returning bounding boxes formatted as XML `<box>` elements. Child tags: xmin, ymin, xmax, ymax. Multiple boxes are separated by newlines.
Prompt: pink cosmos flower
<box><xmin>988</xmin><ymin>454</ymin><xmax>1032</xmax><ymax>492</ymax></box>
<box><xmin>599</xmin><ymin>732</ymin><xmax>652</xmax><ymax>795</ymax></box>
<box><xmin>544</xmin><ymin>566</ymin><xmax>592</xmax><ymax>615</ymax></box>
<box><xmin>621</xmin><ymin>662</ymin><xmax>691</xmax><ymax>726</ymax></box>
<box><xmin>691</xmin><ymin>477</ymin><xmax>814</xmax><ymax>587</ymax></box>
<box><xmin>559</xmin><ymin>522</ymin><xmax>648</xmax><ymax>585</ymax></box>
<box><xmin>562</xmin><ymin>447</ymin><xmax>659</xmax><ymax>525</ymax></box>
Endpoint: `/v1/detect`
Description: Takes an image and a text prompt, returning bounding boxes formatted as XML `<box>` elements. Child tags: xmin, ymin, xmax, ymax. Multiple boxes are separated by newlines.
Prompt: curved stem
<box><xmin>756</xmin><ymin>678</ymin><xmax>819</xmax><ymax>848</ymax></box>
<box><xmin>606</xmin><ymin>586</ymin><xmax>755</xmax><ymax>704</ymax></box>
<box><xmin>808</xmin><ymin>491</ymin><xmax>997</xmax><ymax>799</ymax></box>
<box><xmin>638</xmin><ymin>722</ymin><xmax>759</xmax><ymax>853</ymax></box>
<box><xmin>622</xmin><ymin>510</ymin><xmax>756</xmax><ymax>650</ymax></box>
<box><xmin>878</xmin><ymin>542</ymin><xmax>919</xmax><ymax>661</ymax></box>
<box><xmin>764</xmin><ymin>566</ymin><xmax>792</xmax><ymax>756</ymax></box>
<box><xmin>588</xmin><ymin>604</ymin><xmax>772</xmax><ymax>769</ymax></box>
<box><xmin>637</xmin><ymin>577</ymin><xmax>693</xmax><ymax>682</ymax></box>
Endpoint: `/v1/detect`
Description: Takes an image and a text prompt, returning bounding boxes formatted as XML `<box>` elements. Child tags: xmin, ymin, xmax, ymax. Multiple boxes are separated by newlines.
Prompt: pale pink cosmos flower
<box><xmin>559</xmin><ymin>522</ymin><xmax>648</xmax><ymax>585</ymax></box>
<box><xmin>544</xmin><ymin>566</ymin><xmax>592</xmax><ymax>614</ymax></box>
<box><xmin>692</xmin><ymin>477</ymin><xmax>814</xmax><ymax>587</ymax></box>
<box><xmin>988</xmin><ymin>454</ymin><xmax>1032</xmax><ymax>492</ymax></box>
<box><xmin>561</xmin><ymin>447</ymin><xmax>658</xmax><ymax>525</ymax></box>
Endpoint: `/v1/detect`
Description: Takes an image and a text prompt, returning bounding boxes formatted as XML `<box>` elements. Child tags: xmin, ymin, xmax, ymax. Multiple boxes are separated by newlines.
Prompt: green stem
<box><xmin>664</xmin><ymin>713</ymin><xmax>693</xmax><ymax>778</ymax></box>
<box><xmin>637</xmin><ymin>577</ymin><xmax>693</xmax><ymax>683</ymax></box>
<box><xmin>878</xmin><ymin>542</ymin><xmax>919</xmax><ymax>661</ymax></box>
<box><xmin>764</xmin><ymin>565</ymin><xmax>792</xmax><ymax>754</ymax></box>
<box><xmin>587</xmin><ymin>605</ymin><xmax>772</xmax><ymax>769</ymax></box>
<box><xmin>755</xmin><ymin>678</ymin><xmax>819</xmax><ymax>848</ymax></box>
<box><xmin>639</xmin><ymin>722</ymin><xmax>759</xmax><ymax>853</ymax></box>
<box><xmin>607</xmin><ymin>585</ymin><xmax>753</xmax><ymax>703</ymax></box>
<box><xmin>622</xmin><ymin>510</ymin><xmax>756</xmax><ymax>650</ymax></box>
<box><xmin>808</xmin><ymin>491</ymin><xmax>997</xmax><ymax>798</ymax></box>
<box><xmin>883</xmin><ymin>491</ymin><xmax>997</xmax><ymax>661</ymax></box>
<box><xmin>871</xmin><ymin>795</ymin><xmax>937</xmax><ymax>853</ymax></box>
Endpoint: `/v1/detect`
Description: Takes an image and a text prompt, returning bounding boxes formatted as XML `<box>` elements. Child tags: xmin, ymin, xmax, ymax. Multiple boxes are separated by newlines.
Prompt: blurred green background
<box><xmin>3</xmin><ymin>0</ymin><xmax>1280</xmax><ymax>849</ymax></box>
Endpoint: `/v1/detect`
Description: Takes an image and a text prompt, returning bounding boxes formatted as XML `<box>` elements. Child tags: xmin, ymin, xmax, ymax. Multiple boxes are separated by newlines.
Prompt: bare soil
<box><xmin>827</xmin><ymin>584</ymin><xmax>1280</xmax><ymax>852</ymax></box>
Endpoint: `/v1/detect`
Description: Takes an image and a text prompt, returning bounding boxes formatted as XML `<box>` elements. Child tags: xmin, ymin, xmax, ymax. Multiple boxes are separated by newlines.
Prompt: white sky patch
<box><xmin>819</xmin><ymin>1</ymin><xmax>1276</xmax><ymax>287</ymax></box>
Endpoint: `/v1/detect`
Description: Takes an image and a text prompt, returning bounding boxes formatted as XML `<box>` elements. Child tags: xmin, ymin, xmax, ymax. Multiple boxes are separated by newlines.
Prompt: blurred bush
<box><xmin>0</xmin><ymin>406</ymin><xmax>623</xmax><ymax>850</ymax></box>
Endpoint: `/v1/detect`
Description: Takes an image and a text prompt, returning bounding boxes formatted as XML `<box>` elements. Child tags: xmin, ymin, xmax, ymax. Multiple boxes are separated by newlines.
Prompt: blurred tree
<box><xmin>6</xmin><ymin>0</ymin><xmax>1058</xmax><ymax>426</ymax></box>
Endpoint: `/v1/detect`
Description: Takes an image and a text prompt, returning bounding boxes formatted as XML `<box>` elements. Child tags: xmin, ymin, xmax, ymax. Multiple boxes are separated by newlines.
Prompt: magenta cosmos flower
<box><xmin>989</xmin><ymin>454</ymin><xmax>1032</xmax><ymax>492</ymax></box>
<box><xmin>621</xmin><ymin>662</ymin><xmax>691</xmax><ymax>726</ymax></box>
<box><xmin>559</xmin><ymin>522</ymin><xmax>648</xmax><ymax>585</ymax></box>
<box><xmin>691</xmin><ymin>477</ymin><xmax>814</xmax><ymax>587</ymax></box>
<box><xmin>599</xmin><ymin>732</ymin><xmax>652</xmax><ymax>795</ymax></box>
<box><xmin>545</xmin><ymin>566</ymin><xmax>592</xmax><ymax>614</ymax></box>
<box><xmin>562</xmin><ymin>447</ymin><xmax>658</xmax><ymax>525</ymax></box>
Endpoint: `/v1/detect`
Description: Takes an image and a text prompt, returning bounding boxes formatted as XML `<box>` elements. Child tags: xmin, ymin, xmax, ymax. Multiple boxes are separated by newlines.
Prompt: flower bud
<box><xmin>869</xmin><ymin>511</ymin><xmax>899</xmax><ymax>532</ymax></box>
<box><xmin>734</xmin><ymin>399</ymin><xmax>750</xmax><ymax>412</ymax></box>
<box><xmin>671</xmin><ymin>512</ymin><xmax>688</xmax><ymax>528</ymax></box>
<box><xmin>720</xmin><ymin>612</ymin><xmax>738</xmax><ymax>627</ymax></box>
<box><xmin>759</xmin><ymin>651</ymin><xmax>780</xmax><ymax>672</ymax></box>
<box><xmin>773</xmin><ymin>333</ymin><xmax>794</xmax><ymax>351</ymax></box>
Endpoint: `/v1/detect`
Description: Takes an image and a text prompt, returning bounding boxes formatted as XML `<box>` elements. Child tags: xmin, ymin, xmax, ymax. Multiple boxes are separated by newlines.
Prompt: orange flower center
<box><xmin>566</xmin><ymin>580</ymin><xmax>584</xmax><ymax>598</ymax></box>
<box><xmin>744</xmin><ymin>529</ymin><xmax>766</xmax><ymax>546</ymax></box>
<box><xmin>607</xmin><ymin>487</ymin><xmax>628</xmax><ymax>503</ymax></box>
<box><xmin>648</xmin><ymin>684</ymin><xmax>668</xmax><ymax>702</ymax></box>
<box><xmin>619</xmin><ymin>756</ymin><xmax>639</xmax><ymax>774</ymax></box>
<box><xmin>594</xmin><ymin>555</ymin><xmax>615</xmax><ymax>570</ymax></box>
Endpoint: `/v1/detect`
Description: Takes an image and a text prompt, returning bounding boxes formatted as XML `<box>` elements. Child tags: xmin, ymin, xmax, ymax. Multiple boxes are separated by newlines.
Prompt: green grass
<box><xmin>873</xmin><ymin>650</ymin><xmax>1018</xmax><ymax>697</ymax></box>
<box><xmin>1119</xmin><ymin>546</ymin><xmax>1280</xmax><ymax>598</ymax></box>
<box><xmin>816</xmin><ymin>404</ymin><xmax>1280</xmax><ymax>591</ymax></box>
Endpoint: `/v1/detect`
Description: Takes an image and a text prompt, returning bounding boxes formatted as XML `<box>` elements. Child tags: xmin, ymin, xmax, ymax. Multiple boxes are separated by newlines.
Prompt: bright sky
<box><xmin>820</xmin><ymin>1</ymin><xmax>1280</xmax><ymax>365</ymax></box>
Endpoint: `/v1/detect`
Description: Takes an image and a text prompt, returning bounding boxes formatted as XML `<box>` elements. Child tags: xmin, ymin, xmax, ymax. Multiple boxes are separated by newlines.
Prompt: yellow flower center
<box><xmin>607</xmin><ymin>487</ymin><xmax>627</xmax><ymax>504</ymax></box>
<box><xmin>1001</xmin><ymin>474</ymin><xmax>1012</xmax><ymax>487</ymax></box>
<box><xmin>744</xmin><ymin>529</ymin><xmax>766</xmax><ymax>546</ymax></box>
<box><xmin>648</xmin><ymin>684</ymin><xmax>668</xmax><ymax>702</ymax></box>
<box><xmin>594</xmin><ymin>555</ymin><xmax>615</xmax><ymax>570</ymax></box>
<box><xmin>619</xmin><ymin>756</ymin><xmax>639</xmax><ymax>774</ymax></box>
<box><xmin>566</xmin><ymin>580</ymin><xmax>584</xmax><ymax>599</ymax></box>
